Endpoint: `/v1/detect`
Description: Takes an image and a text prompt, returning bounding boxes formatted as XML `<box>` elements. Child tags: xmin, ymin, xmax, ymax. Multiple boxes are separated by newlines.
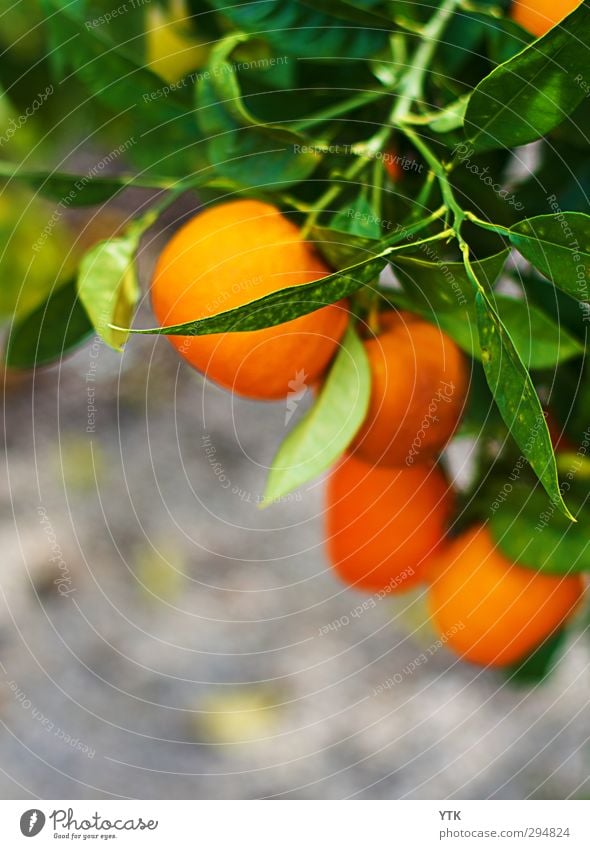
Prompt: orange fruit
<box><xmin>352</xmin><ymin>311</ymin><xmax>468</xmax><ymax>467</ymax></box>
<box><xmin>384</xmin><ymin>148</ymin><xmax>403</xmax><ymax>182</ymax></box>
<box><xmin>428</xmin><ymin>525</ymin><xmax>585</xmax><ymax>667</ymax></box>
<box><xmin>511</xmin><ymin>0</ymin><xmax>582</xmax><ymax>38</ymax></box>
<box><xmin>151</xmin><ymin>200</ymin><xmax>348</xmax><ymax>399</ymax></box>
<box><xmin>326</xmin><ymin>454</ymin><xmax>454</xmax><ymax>593</ymax></box>
<box><xmin>545</xmin><ymin>411</ymin><xmax>576</xmax><ymax>453</ymax></box>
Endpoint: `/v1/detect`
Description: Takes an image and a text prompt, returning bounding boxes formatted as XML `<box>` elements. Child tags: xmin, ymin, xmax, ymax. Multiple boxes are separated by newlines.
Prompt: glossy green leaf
<box><xmin>428</xmin><ymin>95</ymin><xmax>470</xmax><ymax>133</ymax></box>
<box><xmin>379</xmin><ymin>284</ymin><xmax>582</xmax><ymax>367</ymax></box>
<box><xmin>45</xmin><ymin>0</ymin><xmax>189</xmax><ymax>117</ymax></box>
<box><xmin>205</xmin><ymin>118</ymin><xmax>319</xmax><ymax>190</ymax></box>
<box><xmin>200</xmin><ymin>34</ymin><xmax>286</xmax><ymax>134</ymax></box>
<box><xmin>437</xmin><ymin>295</ymin><xmax>583</xmax><ymax>367</ymax></box>
<box><xmin>205</xmin><ymin>0</ymin><xmax>388</xmax><ymax>59</ymax></box>
<box><xmin>520</xmin><ymin>271</ymin><xmax>589</xmax><ymax>342</ymax></box>
<box><xmin>436</xmin><ymin>11</ymin><xmax>487</xmax><ymax>75</ymax></box>
<box><xmin>263</xmin><ymin>325</ymin><xmax>370</xmax><ymax>503</ymax></box>
<box><xmin>45</xmin><ymin>0</ymin><xmax>200</xmax><ymax>178</ymax></box>
<box><xmin>123</xmin><ymin>253</ymin><xmax>392</xmax><ymax>337</ymax></box>
<box><xmin>331</xmin><ymin>195</ymin><xmax>382</xmax><ymax>239</ymax></box>
<box><xmin>0</xmin><ymin>163</ymin><xmax>173</xmax><ymax>207</ymax></box>
<box><xmin>119</xmin><ymin>237</ymin><xmax>451</xmax><ymax>337</ymax></box>
<box><xmin>493</xmin><ymin>297</ymin><xmax>584</xmax><ymax>366</ymax></box>
<box><xmin>0</xmin><ymin>189</ymin><xmax>76</xmax><ymax>322</ymax></box>
<box><xmin>5</xmin><ymin>280</ymin><xmax>93</xmax><ymax>369</ymax></box>
<box><xmin>391</xmin><ymin>249</ymin><xmax>509</xmax><ymax>311</ymax></box>
<box><xmin>310</xmin><ymin>210</ymin><xmax>448</xmax><ymax>271</ymax></box>
<box><xmin>475</xmin><ymin>291</ymin><xmax>573</xmax><ymax>519</ymax></box>
<box><xmin>298</xmin><ymin>0</ymin><xmax>393</xmax><ymax>29</ymax></box>
<box><xmin>38</xmin><ymin>0</ymin><xmax>67</xmax><ymax>79</ymax></box>
<box><xmin>464</xmin><ymin>1</ymin><xmax>590</xmax><ymax>151</ymax></box>
<box><xmin>196</xmin><ymin>34</ymin><xmax>319</xmax><ymax>189</ymax></box>
<box><xmin>506</xmin><ymin>628</ymin><xmax>566</xmax><ymax>684</ymax></box>
<box><xmin>490</xmin><ymin>484</ymin><xmax>590</xmax><ymax>574</ymax></box>
<box><xmin>310</xmin><ymin>225</ymin><xmax>378</xmax><ymax>270</ymax></box>
<box><xmin>78</xmin><ymin>237</ymin><xmax>139</xmax><ymax>351</ymax></box>
<box><xmin>484</xmin><ymin>13</ymin><xmax>531</xmax><ymax>65</ymax></box>
<box><xmin>509</xmin><ymin>213</ymin><xmax>590</xmax><ymax>301</ymax></box>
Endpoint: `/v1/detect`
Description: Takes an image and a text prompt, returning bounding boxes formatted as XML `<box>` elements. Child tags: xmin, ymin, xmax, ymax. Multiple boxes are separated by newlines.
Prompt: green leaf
<box><xmin>436</xmin><ymin>295</ymin><xmax>583</xmax><ymax>368</ymax></box>
<box><xmin>45</xmin><ymin>0</ymin><xmax>201</xmax><ymax>178</ymax></box>
<box><xmin>435</xmin><ymin>10</ymin><xmax>488</xmax><ymax>74</ymax></box>
<box><xmin>464</xmin><ymin>0</ymin><xmax>590</xmax><ymax>151</ymax></box>
<box><xmin>0</xmin><ymin>163</ymin><xmax>173</xmax><ymax>207</ymax></box>
<box><xmin>391</xmin><ymin>248</ymin><xmax>508</xmax><ymax>311</ymax></box>
<box><xmin>475</xmin><ymin>291</ymin><xmax>573</xmax><ymax>519</ymax></box>
<box><xmin>310</xmin><ymin>210</ymin><xmax>449</xmax><ymax>271</ymax></box>
<box><xmin>491</xmin><ymin>297</ymin><xmax>584</xmax><ymax>366</ymax></box>
<box><xmin>203</xmin><ymin>105</ymin><xmax>317</xmax><ymax>190</ymax></box>
<box><xmin>78</xmin><ymin>237</ymin><xmax>139</xmax><ymax>351</ymax></box>
<box><xmin>263</xmin><ymin>325</ymin><xmax>370</xmax><ymax>503</ymax></box>
<box><xmin>199</xmin><ymin>34</ymin><xmax>281</xmax><ymax>132</ymax></box>
<box><xmin>456</xmin><ymin>360</ymin><xmax>505</xmax><ymax>439</ymax></box>
<box><xmin>428</xmin><ymin>95</ymin><xmax>470</xmax><ymax>134</ymax></box>
<box><xmin>490</xmin><ymin>484</ymin><xmax>590</xmax><ymax>575</ymax></box>
<box><xmin>120</xmin><ymin>247</ymin><xmax>393</xmax><ymax>336</ymax></box>
<box><xmin>0</xmin><ymin>189</ymin><xmax>76</xmax><ymax>322</ymax></box>
<box><xmin>196</xmin><ymin>34</ymin><xmax>320</xmax><ymax>189</ymax></box>
<box><xmin>204</xmin><ymin>0</ymin><xmax>388</xmax><ymax>60</ymax></box>
<box><xmin>38</xmin><ymin>0</ymin><xmax>67</xmax><ymax>79</ymax></box>
<box><xmin>331</xmin><ymin>195</ymin><xmax>382</xmax><ymax>239</ymax></box>
<box><xmin>5</xmin><ymin>280</ymin><xmax>93</xmax><ymax>369</ymax></box>
<box><xmin>484</xmin><ymin>14</ymin><xmax>531</xmax><ymax>65</ymax></box>
<box><xmin>506</xmin><ymin>628</ymin><xmax>566</xmax><ymax>684</ymax></box>
<box><xmin>520</xmin><ymin>271</ymin><xmax>589</xmax><ymax>342</ymax></box>
<box><xmin>310</xmin><ymin>225</ymin><xmax>378</xmax><ymax>270</ymax></box>
<box><xmin>45</xmin><ymin>0</ymin><xmax>188</xmax><ymax>116</ymax></box>
<box><xmin>298</xmin><ymin>0</ymin><xmax>393</xmax><ymax>29</ymax></box>
<box><xmin>509</xmin><ymin>213</ymin><xmax>590</xmax><ymax>302</ymax></box>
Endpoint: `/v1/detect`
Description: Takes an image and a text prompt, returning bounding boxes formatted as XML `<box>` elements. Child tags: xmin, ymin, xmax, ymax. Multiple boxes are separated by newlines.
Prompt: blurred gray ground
<box><xmin>0</xmin><ymin>219</ymin><xmax>589</xmax><ymax>800</ymax></box>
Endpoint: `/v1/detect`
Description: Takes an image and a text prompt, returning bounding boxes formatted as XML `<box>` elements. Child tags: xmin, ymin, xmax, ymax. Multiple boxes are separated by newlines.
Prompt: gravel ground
<box><xmin>0</xmin><ymin>212</ymin><xmax>589</xmax><ymax>800</ymax></box>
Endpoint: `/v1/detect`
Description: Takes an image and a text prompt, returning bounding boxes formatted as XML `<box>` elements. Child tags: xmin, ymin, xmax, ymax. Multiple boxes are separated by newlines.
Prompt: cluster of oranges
<box><xmin>152</xmin><ymin>200</ymin><xmax>585</xmax><ymax>670</ymax></box>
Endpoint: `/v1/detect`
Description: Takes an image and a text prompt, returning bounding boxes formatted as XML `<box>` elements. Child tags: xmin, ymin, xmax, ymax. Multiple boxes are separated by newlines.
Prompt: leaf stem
<box><xmin>390</xmin><ymin>0</ymin><xmax>463</xmax><ymax>123</ymax></box>
<box><xmin>399</xmin><ymin>125</ymin><xmax>487</xmax><ymax>294</ymax></box>
<box><xmin>410</xmin><ymin>169</ymin><xmax>437</xmax><ymax>217</ymax></box>
<box><xmin>465</xmin><ymin>210</ymin><xmax>512</xmax><ymax>236</ymax></box>
<box><xmin>382</xmin><ymin>204</ymin><xmax>447</xmax><ymax>246</ymax></box>
<box><xmin>126</xmin><ymin>185</ymin><xmax>188</xmax><ymax>246</ymax></box>
<box><xmin>303</xmin><ymin>0</ymin><xmax>461</xmax><ymax>234</ymax></box>
<box><xmin>371</xmin><ymin>154</ymin><xmax>384</xmax><ymax>220</ymax></box>
<box><xmin>382</xmin><ymin>228</ymin><xmax>454</xmax><ymax>258</ymax></box>
<box><xmin>301</xmin><ymin>149</ymin><xmax>379</xmax><ymax>237</ymax></box>
<box><xmin>292</xmin><ymin>89</ymin><xmax>388</xmax><ymax>132</ymax></box>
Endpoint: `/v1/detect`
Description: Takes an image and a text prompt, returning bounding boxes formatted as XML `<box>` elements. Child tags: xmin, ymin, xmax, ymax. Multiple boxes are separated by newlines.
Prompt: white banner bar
<box><xmin>1</xmin><ymin>800</ymin><xmax>588</xmax><ymax>847</ymax></box>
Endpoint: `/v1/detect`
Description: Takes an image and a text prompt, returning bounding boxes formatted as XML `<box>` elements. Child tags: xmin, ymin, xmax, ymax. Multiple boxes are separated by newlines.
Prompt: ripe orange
<box><xmin>511</xmin><ymin>0</ymin><xmax>582</xmax><ymax>38</ymax></box>
<box><xmin>151</xmin><ymin>200</ymin><xmax>348</xmax><ymax>399</ymax></box>
<box><xmin>351</xmin><ymin>311</ymin><xmax>468</xmax><ymax>467</ymax></box>
<box><xmin>428</xmin><ymin>525</ymin><xmax>585</xmax><ymax>667</ymax></box>
<box><xmin>326</xmin><ymin>454</ymin><xmax>454</xmax><ymax>593</ymax></box>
